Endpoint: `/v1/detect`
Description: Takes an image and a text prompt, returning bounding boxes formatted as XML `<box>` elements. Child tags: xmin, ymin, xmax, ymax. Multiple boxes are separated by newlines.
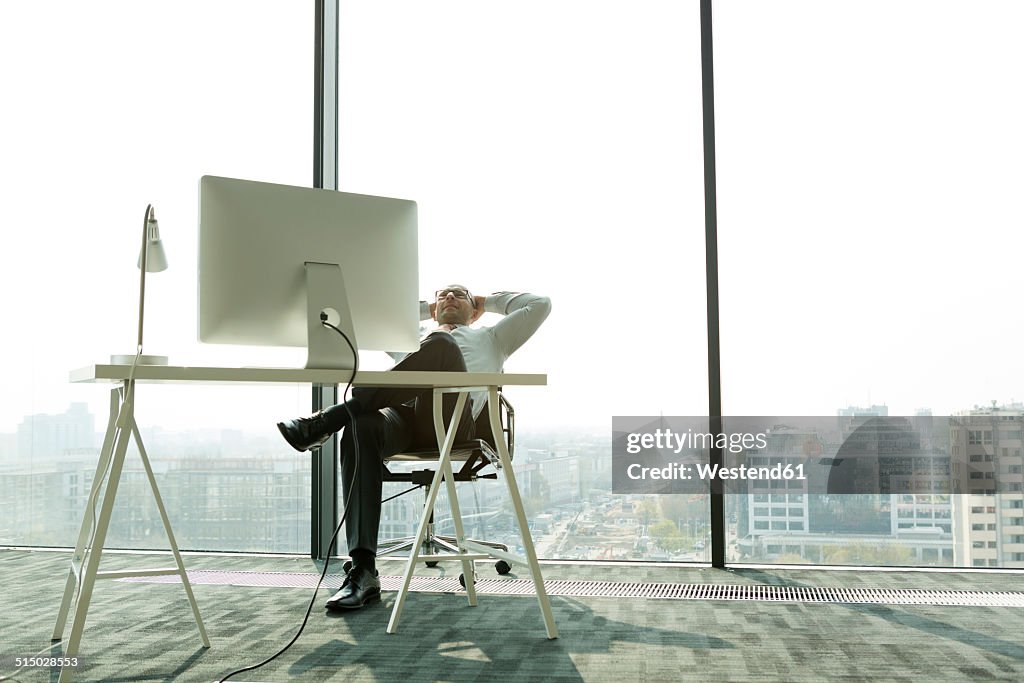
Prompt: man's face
<box><xmin>435</xmin><ymin>285</ymin><xmax>477</xmax><ymax>325</ymax></box>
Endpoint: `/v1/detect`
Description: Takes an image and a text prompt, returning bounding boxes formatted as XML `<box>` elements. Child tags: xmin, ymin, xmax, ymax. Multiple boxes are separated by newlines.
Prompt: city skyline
<box><xmin>5</xmin><ymin>397</ymin><xmax>1022</xmax><ymax>569</ymax></box>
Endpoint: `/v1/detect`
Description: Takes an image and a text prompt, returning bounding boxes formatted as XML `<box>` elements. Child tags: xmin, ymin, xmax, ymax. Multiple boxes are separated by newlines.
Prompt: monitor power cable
<box><xmin>217</xmin><ymin>318</ymin><xmax>359</xmax><ymax>682</ymax></box>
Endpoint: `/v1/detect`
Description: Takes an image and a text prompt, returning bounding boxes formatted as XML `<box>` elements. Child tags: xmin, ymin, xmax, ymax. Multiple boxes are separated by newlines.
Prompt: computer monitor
<box><xmin>198</xmin><ymin>175</ymin><xmax>420</xmax><ymax>369</ymax></box>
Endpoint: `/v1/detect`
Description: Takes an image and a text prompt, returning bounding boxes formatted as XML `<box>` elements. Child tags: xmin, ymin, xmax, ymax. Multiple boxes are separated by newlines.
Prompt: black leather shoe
<box><xmin>326</xmin><ymin>565</ymin><xmax>381</xmax><ymax>611</ymax></box>
<box><xmin>277</xmin><ymin>412</ymin><xmax>332</xmax><ymax>452</ymax></box>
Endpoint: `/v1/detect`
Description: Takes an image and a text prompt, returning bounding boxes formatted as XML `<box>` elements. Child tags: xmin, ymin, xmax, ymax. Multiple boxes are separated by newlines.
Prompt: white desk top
<box><xmin>70</xmin><ymin>364</ymin><xmax>546</xmax><ymax>388</ymax></box>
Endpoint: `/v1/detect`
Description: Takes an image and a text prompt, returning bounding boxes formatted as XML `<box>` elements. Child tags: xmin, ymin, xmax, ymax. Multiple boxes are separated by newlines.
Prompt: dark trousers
<box><xmin>339</xmin><ymin>332</ymin><xmax>476</xmax><ymax>555</ymax></box>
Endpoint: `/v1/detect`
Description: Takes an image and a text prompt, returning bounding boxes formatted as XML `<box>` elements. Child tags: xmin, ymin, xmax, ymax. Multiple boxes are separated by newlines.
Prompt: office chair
<box><xmin>373</xmin><ymin>392</ymin><xmax>516</xmax><ymax>577</ymax></box>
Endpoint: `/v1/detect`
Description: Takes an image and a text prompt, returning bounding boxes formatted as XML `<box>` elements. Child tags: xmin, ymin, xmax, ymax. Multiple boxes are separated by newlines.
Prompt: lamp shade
<box><xmin>140</xmin><ymin>238</ymin><xmax>168</xmax><ymax>272</ymax></box>
<box><xmin>137</xmin><ymin>208</ymin><xmax>168</xmax><ymax>272</ymax></box>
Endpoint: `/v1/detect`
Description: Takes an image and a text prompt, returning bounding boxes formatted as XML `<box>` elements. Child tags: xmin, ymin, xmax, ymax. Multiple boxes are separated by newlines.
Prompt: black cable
<box><xmin>382</xmin><ymin>485</ymin><xmax>422</xmax><ymax>505</ymax></box>
<box><xmin>216</xmin><ymin>320</ymin><xmax>359</xmax><ymax>683</ymax></box>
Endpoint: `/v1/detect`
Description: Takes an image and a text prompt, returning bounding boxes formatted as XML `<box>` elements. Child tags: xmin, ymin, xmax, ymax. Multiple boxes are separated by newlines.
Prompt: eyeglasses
<box><xmin>435</xmin><ymin>287</ymin><xmax>472</xmax><ymax>301</ymax></box>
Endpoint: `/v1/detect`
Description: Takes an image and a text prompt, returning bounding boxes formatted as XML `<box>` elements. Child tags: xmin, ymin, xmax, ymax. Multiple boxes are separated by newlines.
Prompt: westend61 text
<box><xmin>627</xmin><ymin>462</ymin><xmax>807</xmax><ymax>481</ymax></box>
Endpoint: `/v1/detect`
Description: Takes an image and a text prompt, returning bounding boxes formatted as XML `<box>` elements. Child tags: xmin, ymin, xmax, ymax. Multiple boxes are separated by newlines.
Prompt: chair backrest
<box><xmin>472</xmin><ymin>391</ymin><xmax>514</xmax><ymax>461</ymax></box>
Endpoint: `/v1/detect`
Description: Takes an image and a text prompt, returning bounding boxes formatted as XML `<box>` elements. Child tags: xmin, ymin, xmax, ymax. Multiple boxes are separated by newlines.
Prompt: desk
<box><xmin>70</xmin><ymin>364</ymin><xmax>547</xmax><ymax>388</ymax></box>
<box><xmin>54</xmin><ymin>364</ymin><xmax>556</xmax><ymax>681</ymax></box>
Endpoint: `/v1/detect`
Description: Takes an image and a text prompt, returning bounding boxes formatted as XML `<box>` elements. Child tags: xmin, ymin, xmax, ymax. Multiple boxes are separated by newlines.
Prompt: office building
<box><xmin>16</xmin><ymin>403</ymin><xmax>95</xmax><ymax>461</ymax></box>
<box><xmin>951</xmin><ymin>402</ymin><xmax>1024</xmax><ymax>568</ymax></box>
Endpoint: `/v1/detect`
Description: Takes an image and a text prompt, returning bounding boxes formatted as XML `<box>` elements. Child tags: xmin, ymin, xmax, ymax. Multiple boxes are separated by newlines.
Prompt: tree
<box><xmin>648</xmin><ymin>519</ymin><xmax>687</xmax><ymax>553</ymax></box>
<box><xmin>637</xmin><ymin>498</ymin><xmax>660</xmax><ymax>528</ymax></box>
<box><xmin>824</xmin><ymin>543</ymin><xmax>915</xmax><ymax>566</ymax></box>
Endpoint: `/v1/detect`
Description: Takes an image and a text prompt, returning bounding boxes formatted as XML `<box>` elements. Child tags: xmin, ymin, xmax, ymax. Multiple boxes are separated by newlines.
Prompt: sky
<box><xmin>1</xmin><ymin>1</ymin><xmax>1022</xmax><ymax>439</ymax></box>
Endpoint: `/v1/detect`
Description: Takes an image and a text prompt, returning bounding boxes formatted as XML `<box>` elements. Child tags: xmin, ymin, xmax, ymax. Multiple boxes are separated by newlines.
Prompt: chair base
<box><xmin>379</xmin><ymin>532</ymin><xmax>509</xmax><ymax>571</ymax></box>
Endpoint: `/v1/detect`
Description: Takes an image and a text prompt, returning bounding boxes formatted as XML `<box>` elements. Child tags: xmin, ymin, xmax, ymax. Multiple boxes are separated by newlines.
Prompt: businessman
<box><xmin>278</xmin><ymin>285</ymin><xmax>551</xmax><ymax>610</ymax></box>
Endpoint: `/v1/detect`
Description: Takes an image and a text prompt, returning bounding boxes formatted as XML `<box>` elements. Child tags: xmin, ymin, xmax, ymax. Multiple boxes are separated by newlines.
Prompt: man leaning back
<box><xmin>277</xmin><ymin>285</ymin><xmax>551</xmax><ymax>610</ymax></box>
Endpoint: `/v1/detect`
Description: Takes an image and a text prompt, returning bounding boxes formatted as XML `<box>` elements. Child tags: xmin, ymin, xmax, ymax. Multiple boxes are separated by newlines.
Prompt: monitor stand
<box><xmin>304</xmin><ymin>261</ymin><xmax>358</xmax><ymax>370</ymax></box>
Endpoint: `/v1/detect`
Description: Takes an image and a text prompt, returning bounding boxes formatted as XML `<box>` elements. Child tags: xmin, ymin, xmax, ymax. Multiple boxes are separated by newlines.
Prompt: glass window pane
<box><xmin>718</xmin><ymin>1</ymin><xmax>1024</xmax><ymax>568</ymax></box>
<box><xmin>0</xmin><ymin>1</ymin><xmax>313</xmax><ymax>551</ymax></box>
<box><xmin>338</xmin><ymin>1</ymin><xmax>709</xmax><ymax>562</ymax></box>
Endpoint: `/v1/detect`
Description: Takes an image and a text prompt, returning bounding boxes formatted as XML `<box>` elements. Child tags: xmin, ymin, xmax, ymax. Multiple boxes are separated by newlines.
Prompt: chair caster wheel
<box><xmin>495</xmin><ymin>560</ymin><xmax>511</xmax><ymax>575</ymax></box>
<box><xmin>459</xmin><ymin>573</ymin><xmax>476</xmax><ymax>588</ymax></box>
<box><xmin>426</xmin><ymin>561</ymin><xmax>439</xmax><ymax>568</ymax></box>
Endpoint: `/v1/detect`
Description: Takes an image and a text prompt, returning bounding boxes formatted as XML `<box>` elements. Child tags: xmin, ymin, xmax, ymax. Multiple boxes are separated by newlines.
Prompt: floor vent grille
<box><xmin>117</xmin><ymin>570</ymin><xmax>1024</xmax><ymax>607</ymax></box>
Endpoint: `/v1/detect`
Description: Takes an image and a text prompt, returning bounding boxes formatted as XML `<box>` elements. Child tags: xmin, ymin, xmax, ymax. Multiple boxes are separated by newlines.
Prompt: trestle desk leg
<box><xmin>488</xmin><ymin>387</ymin><xmax>558</xmax><ymax>639</ymax></box>
<box><xmin>433</xmin><ymin>389</ymin><xmax>477</xmax><ymax>606</ymax></box>
<box><xmin>59</xmin><ymin>382</ymin><xmax>137</xmax><ymax>682</ymax></box>
<box><xmin>387</xmin><ymin>391</ymin><xmax>468</xmax><ymax>634</ymax></box>
<box><xmin>53</xmin><ymin>385</ymin><xmax>120</xmax><ymax>642</ymax></box>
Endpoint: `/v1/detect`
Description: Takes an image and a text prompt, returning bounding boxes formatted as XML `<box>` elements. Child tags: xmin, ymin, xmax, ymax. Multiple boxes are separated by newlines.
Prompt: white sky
<box><xmin>1</xmin><ymin>1</ymin><xmax>1022</xmax><ymax>438</ymax></box>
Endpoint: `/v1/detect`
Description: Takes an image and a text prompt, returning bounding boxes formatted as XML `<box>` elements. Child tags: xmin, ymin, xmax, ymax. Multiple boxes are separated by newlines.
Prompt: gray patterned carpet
<box><xmin>3</xmin><ymin>549</ymin><xmax>1023</xmax><ymax>682</ymax></box>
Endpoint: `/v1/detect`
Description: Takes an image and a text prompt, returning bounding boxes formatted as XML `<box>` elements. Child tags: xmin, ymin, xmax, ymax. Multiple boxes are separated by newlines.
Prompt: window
<box><xmin>0</xmin><ymin>1</ymin><xmax>313</xmax><ymax>551</ymax></box>
<box><xmin>717</xmin><ymin>2</ymin><xmax>1023</xmax><ymax>569</ymax></box>
<box><xmin>7</xmin><ymin>0</ymin><xmax>1022</xmax><ymax>571</ymax></box>
<box><xmin>340</xmin><ymin>1</ymin><xmax>709</xmax><ymax>562</ymax></box>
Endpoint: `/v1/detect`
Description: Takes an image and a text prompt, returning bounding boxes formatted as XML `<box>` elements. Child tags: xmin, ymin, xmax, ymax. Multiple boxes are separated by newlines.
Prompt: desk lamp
<box><xmin>111</xmin><ymin>204</ymin><xmax>169</xmax><ymax>365</ymax></box>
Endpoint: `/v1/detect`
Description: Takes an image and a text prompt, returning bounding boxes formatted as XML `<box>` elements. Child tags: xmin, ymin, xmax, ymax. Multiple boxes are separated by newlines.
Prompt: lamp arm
<box><xmin>136</xmin><ymin>204</ymin><xmax>154</xmax><ymax>353</ymax></box>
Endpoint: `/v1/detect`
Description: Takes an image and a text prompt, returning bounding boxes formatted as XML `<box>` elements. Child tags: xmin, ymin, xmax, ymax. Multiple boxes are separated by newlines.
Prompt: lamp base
<box><xmin>111</xmin><ymin>354</ymin><xmax>169</xmax><ymax>366</ymax></box>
